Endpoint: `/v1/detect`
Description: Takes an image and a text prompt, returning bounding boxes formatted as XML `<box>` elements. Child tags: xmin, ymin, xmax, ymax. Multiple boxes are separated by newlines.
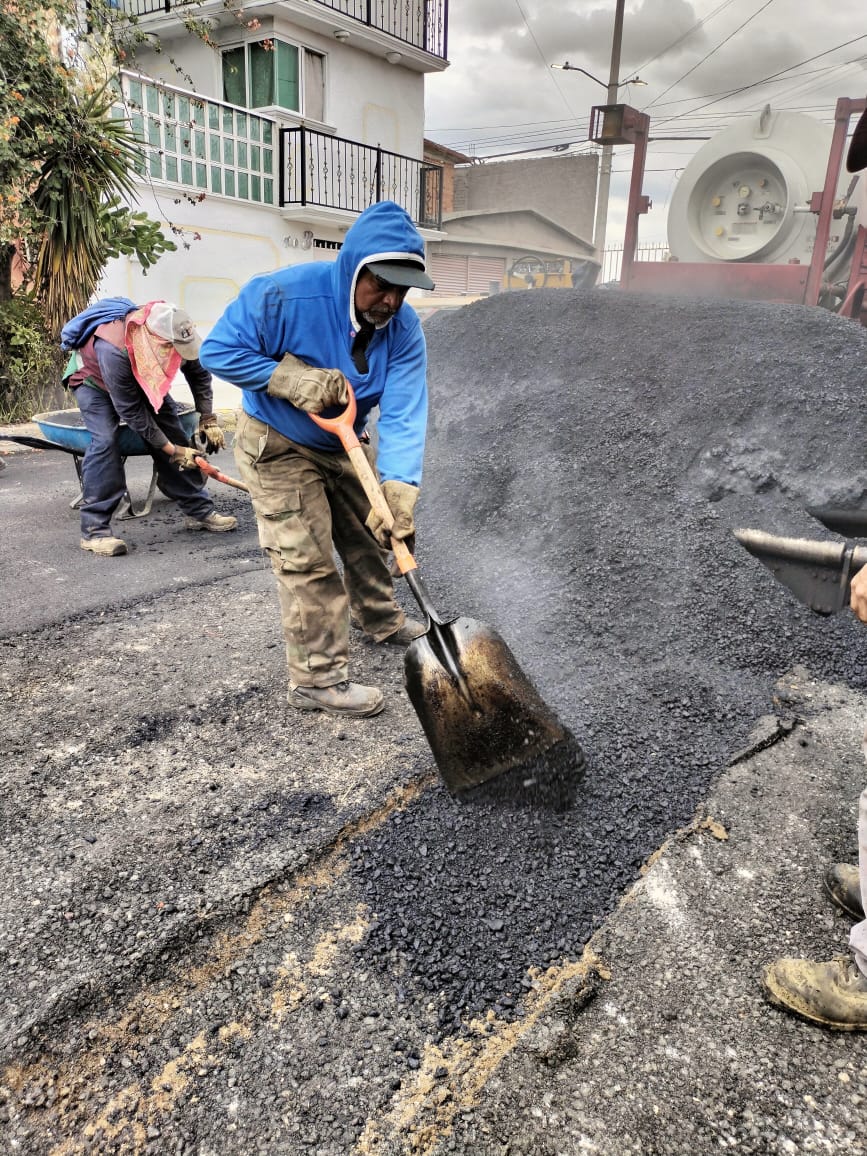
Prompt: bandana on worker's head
<box><xmin>124</xmin><ymin>301</ymin><xmax>200</xmax><ymax>411</ymax></box>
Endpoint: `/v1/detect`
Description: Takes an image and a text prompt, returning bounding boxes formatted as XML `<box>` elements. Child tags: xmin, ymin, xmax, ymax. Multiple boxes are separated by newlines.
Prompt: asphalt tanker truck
<box><xmin>603</xmin><ymin>95</ymin><xmax>867</xmax><ymax>326</ymax></box>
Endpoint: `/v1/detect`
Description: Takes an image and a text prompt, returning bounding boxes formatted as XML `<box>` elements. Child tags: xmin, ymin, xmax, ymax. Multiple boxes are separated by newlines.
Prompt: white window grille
<box><xmin>116</xmin><ymin>72</ymin><xmax>276</xmax><ymax>206</ymax></box>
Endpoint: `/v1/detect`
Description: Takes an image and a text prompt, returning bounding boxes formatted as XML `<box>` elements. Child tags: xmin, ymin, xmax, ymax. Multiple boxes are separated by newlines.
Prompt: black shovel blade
<box><xmin>806</xmin><ymin>505</ymin><xmax>867</xmax><ymax>538</ymax></box>
<box><xmin>403</xmin><ymin>615</ymin><xmax>583</xmax><ymax>802</ymax></box>
<box><xmin>0</xmin><ymin>435</ymin><xmax>79</xmax><ymax>454</ymax></box>
<box><xmin>733</xmin><ymin>528</ymin><xmax>860</xmax><ymax>616</ymax></box>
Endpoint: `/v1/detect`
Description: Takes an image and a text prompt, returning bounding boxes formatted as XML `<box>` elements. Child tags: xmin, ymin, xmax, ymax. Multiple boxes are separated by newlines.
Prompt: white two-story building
<box><xmin>95</xmin><ymin>0</ymin><xmax>449</xmax><ymax>400</ymax></box>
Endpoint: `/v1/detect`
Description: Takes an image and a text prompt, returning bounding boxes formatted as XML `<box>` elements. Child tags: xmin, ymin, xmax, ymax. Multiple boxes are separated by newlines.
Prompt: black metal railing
<box><xmin>311</xmin><ymin>0</ymin><xmax>448</xmax><ymax>59</ymax></box>
<box><xmin>105</xmin><ymin>0</ymin><xmax>448</xmax><ymax>59</ymax></box>
<box><xmin>281</xmin><ymin>128</ymin><xmax>442</xmax><ymax>229</ymax></box>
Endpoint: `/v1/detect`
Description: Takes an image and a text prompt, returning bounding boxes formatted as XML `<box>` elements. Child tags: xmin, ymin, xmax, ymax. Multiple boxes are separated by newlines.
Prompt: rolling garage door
<box><xmin>427</xmin><ymin>255</ymin><xmax>507</xmax><ymax>296</ymax></box>
<box><xmin>428</xmin><ymin>254</ymin><xmax>468</xmax><ymax>295</ymax></box>
<box><xmin>467</xmin><ymin>256</ymin><xmax>506</xmax><ymax>294</ymax></box>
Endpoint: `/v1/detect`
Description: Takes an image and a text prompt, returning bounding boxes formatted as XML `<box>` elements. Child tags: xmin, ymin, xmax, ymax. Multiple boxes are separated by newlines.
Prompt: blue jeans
<box><xmin>74</xmin><ymin>385</ymin><xmax>214</xmax><ymax>539</ymax></box>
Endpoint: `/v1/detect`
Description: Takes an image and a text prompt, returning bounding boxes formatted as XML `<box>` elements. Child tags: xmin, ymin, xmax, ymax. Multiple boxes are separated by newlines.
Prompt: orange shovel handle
<box><xmin>194</xmin><ymin>456</ymin><xmax>249</xmax><ymax>492</ymax></box>
<box><xmin>309</xmin><ymin>383</ymin><xmax>417</xmax><ymax>575</ymax></box>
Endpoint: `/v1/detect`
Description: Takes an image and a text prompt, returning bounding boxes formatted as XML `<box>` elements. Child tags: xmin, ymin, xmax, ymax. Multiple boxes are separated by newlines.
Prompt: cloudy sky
<box><xmin>423</xmin><ymin>0</ymin><xmax>867</xmax><ymax>251</ymax></box>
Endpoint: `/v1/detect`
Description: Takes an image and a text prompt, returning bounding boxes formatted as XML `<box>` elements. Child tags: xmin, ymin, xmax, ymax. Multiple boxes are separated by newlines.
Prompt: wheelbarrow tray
<box><xmin>18</xmin><ymin>406</ymin><xmax>198</xmax><ymax>519</ymax></box>
<box><xmin>32</xmin><ymin>406</ymin><xmax>197</xmax><ymax>456</ymax></box>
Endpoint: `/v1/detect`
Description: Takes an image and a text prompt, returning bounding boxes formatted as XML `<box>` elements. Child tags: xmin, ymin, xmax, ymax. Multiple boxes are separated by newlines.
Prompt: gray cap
<box><xmin>366</xmin><ymin>260</ymin><xmax>435</xmax><ymax>291</ymax></box>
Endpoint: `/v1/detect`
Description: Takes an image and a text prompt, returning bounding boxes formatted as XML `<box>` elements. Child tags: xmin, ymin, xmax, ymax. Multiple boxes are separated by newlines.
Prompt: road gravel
<box><xmin>1</xmin><ymin>288</ymin><xmax>867</xmax><ymax>1153</ymax></box>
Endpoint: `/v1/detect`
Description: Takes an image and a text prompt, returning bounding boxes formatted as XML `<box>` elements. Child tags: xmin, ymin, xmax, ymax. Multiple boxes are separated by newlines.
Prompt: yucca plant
<box><xmin>1</xmin><ymin>1</ymin><xmax>178</xmax><ymax>338</ymax></box>
<box><xmin>31</xmin><ymin>81</ymin><xmax>157</xmax><ymax>334</ymax></box>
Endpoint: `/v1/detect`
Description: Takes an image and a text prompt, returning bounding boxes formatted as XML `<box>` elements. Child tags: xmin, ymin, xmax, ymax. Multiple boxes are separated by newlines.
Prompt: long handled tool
<box><xmin>310</xmin><ymin>385</ymin><xmax>585</xmax><ymax>805</ymax></box>
<box><xmin>0</xmin><ymin>434</ymin><xmax>80</xmax><ymax>455</ymax></box>
<box><xmin>806</xmin><ymin>504</ymin><xmax>867</xmax><ymax>538</ymax></box>
<box><xmin>194</xmin><ymin>455</ymin><xmax>249</xmax><ymax>492</ymax></box>
<box><xmin>734</xmin><ymin>527</ymin><xmax>867</xmax><ymax>615</ymax></box>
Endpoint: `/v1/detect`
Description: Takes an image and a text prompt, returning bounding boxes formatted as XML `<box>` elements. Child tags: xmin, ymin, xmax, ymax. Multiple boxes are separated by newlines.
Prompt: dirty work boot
<box><xmin>80</xmin><ymin>536</ymin><xmax>127</xmax><ymax>557</ymax></box>
<box><xmin>185</xmin><ymin>511</ymin><xmax>238</xmax><ymax>532</ymax></box>
<box><xmin>287</xmin><ymin>681</ymin><xmax>384</xmax><ymax>718</ymax></box>
<box><xmin>761</xmin><ymin>956</ymin><xmax>867</xmax><ymax>1030</ymax></box>
<box><xmin>824</xmin><ymin>863</ymin><xmax>865</xmax><ymax>921</ymax></box>
<box><xmin>380</xmin><ymin>618</ymin><xmax>426</xmax><ymax>645</ymax></box>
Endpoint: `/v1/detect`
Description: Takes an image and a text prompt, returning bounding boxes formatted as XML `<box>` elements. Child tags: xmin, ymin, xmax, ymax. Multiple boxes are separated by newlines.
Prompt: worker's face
<box><xmin>355</xmin><ymin>268</ymin><xmax>409</xmax><ymax>328</ymax></box>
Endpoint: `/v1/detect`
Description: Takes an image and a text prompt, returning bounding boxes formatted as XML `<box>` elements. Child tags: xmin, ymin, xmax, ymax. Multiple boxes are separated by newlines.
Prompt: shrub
<box><xmin>0</xmin><ymin>297</ymin><xmax>66</xmax><ymax>423</ymax></box>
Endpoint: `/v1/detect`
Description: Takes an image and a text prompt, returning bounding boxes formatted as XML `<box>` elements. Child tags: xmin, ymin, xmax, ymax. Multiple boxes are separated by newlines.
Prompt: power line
<box><xmin>632</xmin><ymin>0</ymin><xmax>742</xmax><ymax>76</ymax></box>
<box><xmin>648</xmin><ymin>32</ymin><xmax>867</xmax><ymax>130</ymax></box>
<box><xmin>512</xmin><ymin>0</ymin><xmax>580</xmax><ymax>122</ymax></box>
<box><xmin>430</xmin><ymin>25</ymin><xmax>867</xmax><ymax>158</ymax></box>
<box><xmin>645</xmin><ymin>0</ymin><xmax>778</xmax><ymax>113</ymax></box>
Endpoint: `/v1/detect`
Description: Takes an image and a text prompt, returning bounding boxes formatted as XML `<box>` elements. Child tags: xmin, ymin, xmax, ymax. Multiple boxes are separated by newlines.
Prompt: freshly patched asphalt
<box><xmin>2</xmin><ymin>289</ymin><xmax>867</xmax><ymax>1153</ymax></box>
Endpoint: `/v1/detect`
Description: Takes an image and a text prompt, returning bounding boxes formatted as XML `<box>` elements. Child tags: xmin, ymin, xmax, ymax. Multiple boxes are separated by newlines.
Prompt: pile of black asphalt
<box><xmin>350</xmin><ymin>289</ymin><xmax>867</xmax><ymax>1031</ymax></box>
<box><xmin>4</xmin><ymin>287</ymin><xmax>867</xmax><ymax>1154</ymax></box>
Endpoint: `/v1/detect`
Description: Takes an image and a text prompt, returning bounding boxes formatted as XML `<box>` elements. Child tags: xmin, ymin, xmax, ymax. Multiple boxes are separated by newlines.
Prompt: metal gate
<box><xmin>427</xmin><ymin>255</ymin><xmax>505</xmax><ymax>296</ymax></box>
<box><xmin>428</xmin><ymin>254</ymin><xmax>469</xmax><ymax>295</ymax></box>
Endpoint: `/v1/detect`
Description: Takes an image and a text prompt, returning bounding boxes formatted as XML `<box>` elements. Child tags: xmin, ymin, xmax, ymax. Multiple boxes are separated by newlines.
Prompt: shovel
<box><xmin>806</xmin><ymin>504</ymin><xmax>867</xmax><ymax>538</ymax></box>
<box><xmin>309</xmin><ymin>386</ymin><xmax>584</xmax><ymax>803</ymax></box>
<box><xmin>193</xmin><ymin>455</ymin><xmax>249</xmax><ymax>492</ymax></box>
<box><xmin>734</xmin><ymin>527</ymin><xmax>867</xmax><ymax>615</ymax></box>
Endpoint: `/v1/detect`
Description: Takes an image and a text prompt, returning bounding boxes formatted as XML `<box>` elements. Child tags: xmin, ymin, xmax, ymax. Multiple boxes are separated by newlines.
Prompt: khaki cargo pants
<box><xmin>234</xmin><ymin>411</ymin><xmax>406</xmax><ymax>688</ymax></box>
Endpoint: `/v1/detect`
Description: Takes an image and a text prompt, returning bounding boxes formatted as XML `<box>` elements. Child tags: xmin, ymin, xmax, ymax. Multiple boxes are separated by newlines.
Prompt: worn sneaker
<box><xmin>762</xmin><ymin>956</ymin><xmax>867</xmax><ymax>1030</ymax></box>
<box><xmin>380</xmin><ymin>618</ymin><xmax>427</xmax><ymax>645</ymax></box>
<box><xmin>80</xmin><ymin>536</ymin><xmax>127</xmax><ymax>557</ymax></box>
<box><xmin>287</xmin><ymin>681</ymin><xmax>385</xmax><ymax>718</ymax></box>
<box><xmin>824</xmin><ymin>863</ymin><xmax>865</xmax><ymax>921</ymax></box>
<box><xmin>185</xmin><ymin>511</ymin><xmax>238</xmax><ymax>532</ymax></box>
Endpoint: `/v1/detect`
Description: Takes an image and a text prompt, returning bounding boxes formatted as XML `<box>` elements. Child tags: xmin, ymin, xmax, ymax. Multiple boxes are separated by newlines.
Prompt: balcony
<box><xmin>107</xmin><ymin>0</ymin><xmax>448</xmax><ymax>60</ymax></box>
<box><xmin>115</xmin><ymin>72</ymin><xmax>442</xmax><ymax>229</ymax></box>
<box><xmin>309</xmin><ymin>0</ymin><xmax>448</xmax><ymax>59</ymax></box>
<box><xmin>282</xmin><ymin>128</ymin><xmax>442</xmax><ymax>229</ymax></box>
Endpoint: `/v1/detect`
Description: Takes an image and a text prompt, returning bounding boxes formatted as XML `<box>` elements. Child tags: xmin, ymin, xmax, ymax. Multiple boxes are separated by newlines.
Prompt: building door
<box><xmin>427</xmin><ymin>254</ymin><xmax>469</xmax><ymax>295</ymax></box>
<box><xmin>467</xmin><ymin>256</ymin><xmax>505</xmax><ymax>294</ymax></box>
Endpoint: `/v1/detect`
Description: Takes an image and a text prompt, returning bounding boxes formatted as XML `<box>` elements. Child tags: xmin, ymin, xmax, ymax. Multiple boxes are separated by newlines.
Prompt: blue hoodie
<box><xmin>199</xmin><ymin>200</ymin><xmax>428</xmax><ymax>486</ymax></box>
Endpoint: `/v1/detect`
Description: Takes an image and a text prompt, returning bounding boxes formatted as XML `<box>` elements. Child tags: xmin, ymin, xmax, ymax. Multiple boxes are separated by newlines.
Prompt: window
<box><xmin>222</xmin><ymin>39</ymin><xmax>300</xmax><ymax>112</ymax></box>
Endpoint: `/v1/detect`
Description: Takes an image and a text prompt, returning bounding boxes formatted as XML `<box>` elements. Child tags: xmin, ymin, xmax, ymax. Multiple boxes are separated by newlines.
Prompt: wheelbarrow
<box><xmin>2</xmin><ymin>405</ymin><xmax>199</xmax><ymax>518</ymax></box>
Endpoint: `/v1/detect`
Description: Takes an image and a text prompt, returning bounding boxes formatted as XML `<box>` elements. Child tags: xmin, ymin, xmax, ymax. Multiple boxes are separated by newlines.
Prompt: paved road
<box><xmin>1</xmin><ymin>440</ymin><xmax>867</xmax><ymax>1155</ymax></box>
<box><xmin>0</xmin><ymin>439</ymin><xmax>259</xmax><ymax>635</ymax></box>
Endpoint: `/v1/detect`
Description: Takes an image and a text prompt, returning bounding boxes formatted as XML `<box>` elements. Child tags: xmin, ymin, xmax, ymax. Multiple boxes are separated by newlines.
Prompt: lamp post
<box><xmin>551</xmin><ymin>0</ymin><xmax>645</xmax><ymax>276</ymax></box>
<box><xmin>551</xmin><ymin>63</ymin><xmax>643</xmax><ymax>89</ymax></box>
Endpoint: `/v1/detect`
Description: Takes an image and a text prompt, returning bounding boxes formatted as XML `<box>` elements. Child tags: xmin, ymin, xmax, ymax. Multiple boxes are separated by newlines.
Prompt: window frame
<box><xmin>221</xmin><ymin>36</ymin><xmax>320</xmax><ymax>116</ymax></box>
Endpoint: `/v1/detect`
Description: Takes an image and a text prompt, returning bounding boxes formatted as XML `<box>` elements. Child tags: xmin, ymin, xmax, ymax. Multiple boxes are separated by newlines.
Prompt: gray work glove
<box><xmin>267</xmin><ymin>352</ymin><xmax>348</xmax><ymax>413</ymax></box>
<box><xmin>171</xmin><ymin>445</ymin><xmax>201</xmax><ymax>471</ymax></box>
<box><xmin>366</xmin><ymin>480</ymin><xmax>419</xmax><ymax>552</ymax></box>
<box><xmin>197</xmin><ymin>413</ymin><xmax>225</xmax><ymax>452</ymax></box>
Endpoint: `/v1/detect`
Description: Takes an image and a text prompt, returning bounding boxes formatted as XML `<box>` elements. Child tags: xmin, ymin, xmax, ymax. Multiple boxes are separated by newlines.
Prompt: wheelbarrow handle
<box><xmin>308</xmin><ymin>384</ymin><xmax>417</xmax><ymax>576</ymax></box>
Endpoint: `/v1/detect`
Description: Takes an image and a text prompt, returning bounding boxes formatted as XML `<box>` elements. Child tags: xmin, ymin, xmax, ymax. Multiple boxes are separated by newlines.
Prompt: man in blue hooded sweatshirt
<box><xmin>200</xmin><ymin>201</ymin><xmax>434</xmax><ymax>718</ymax></box>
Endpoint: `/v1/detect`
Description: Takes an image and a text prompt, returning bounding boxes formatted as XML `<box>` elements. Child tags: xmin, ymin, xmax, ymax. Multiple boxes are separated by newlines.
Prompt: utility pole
<box><xmin>593</xmin><ymin>0</ymin><xmax>625</xmax><ymax>274</ymax></box>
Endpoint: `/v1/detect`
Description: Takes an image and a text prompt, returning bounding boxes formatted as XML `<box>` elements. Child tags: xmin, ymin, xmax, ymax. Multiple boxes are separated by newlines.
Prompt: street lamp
<box><xmin>550</xmin><ymin>0</ymin><xmax>647</xmax><ymax>277</ymax></box>
<box><xmin>550</xmin><ymin>62</ymin><xmax>645</xmax><ymax>89</ymax></box>
<box><xmin>551</xmin><ymin>60</ymin><xmax>647</xmax><ymax>276</ymax></box>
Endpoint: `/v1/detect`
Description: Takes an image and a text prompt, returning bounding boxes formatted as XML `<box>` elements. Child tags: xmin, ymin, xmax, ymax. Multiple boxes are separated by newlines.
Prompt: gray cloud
<box><xmin>426</xmin><ymin>0</ymin><xmax>867</xmax><ymax>244</ymax></box>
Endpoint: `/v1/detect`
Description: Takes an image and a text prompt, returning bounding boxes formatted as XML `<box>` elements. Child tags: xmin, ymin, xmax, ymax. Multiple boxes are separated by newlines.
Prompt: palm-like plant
<box><xmin>31</xmin><ymin>81</ymin><xmax>147</xmax><ymax>333</ymax></box>
<box><xmin>2</xmin><ymin>1</ymin><xmax>177</xmax><ymax>338</ymax></box>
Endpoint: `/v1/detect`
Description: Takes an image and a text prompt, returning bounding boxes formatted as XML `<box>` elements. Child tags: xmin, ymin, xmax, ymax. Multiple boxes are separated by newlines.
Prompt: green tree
<box><xmin>0</xmin><ymin>1</ymin><xmax>176</xmax><ymax>335</ymax></box>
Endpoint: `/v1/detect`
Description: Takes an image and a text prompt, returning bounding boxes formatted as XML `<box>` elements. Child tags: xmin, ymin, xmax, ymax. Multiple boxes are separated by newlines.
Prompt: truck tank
<box><xmin>667</xmin><ymin>105</ymin><xmax>859</xmax><ymax>268</ymax></box>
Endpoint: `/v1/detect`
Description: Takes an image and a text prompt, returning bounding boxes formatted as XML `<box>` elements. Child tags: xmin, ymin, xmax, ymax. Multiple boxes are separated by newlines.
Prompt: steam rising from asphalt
<box><xmin>351</xmin><ymin>288</ymin><xmax>867</xmax><ymax>1031</ymax></box>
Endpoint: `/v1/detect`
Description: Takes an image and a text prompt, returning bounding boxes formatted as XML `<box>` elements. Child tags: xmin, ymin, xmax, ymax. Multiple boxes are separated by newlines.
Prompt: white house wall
<box><xmin>97</xmin><ymin>27</ymin><xmax>429</xmax><ymax>408</ymax></box>
<box><xmin>98</xmin><ymin>191</ymin><xmax>346</xmax><ymax>408</ymax></box>
<box><xmin>129</xmin><ymin>28</ymin><xmax>425</xmax><ymax>151</ymax></box>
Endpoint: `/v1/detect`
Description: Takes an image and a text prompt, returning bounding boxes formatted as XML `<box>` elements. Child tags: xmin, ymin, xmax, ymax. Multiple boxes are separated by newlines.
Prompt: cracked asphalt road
<box><xmin>2</xmin><ymin>290</ymin><xmax>867</xmax><ymax>1154</ymax></box>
